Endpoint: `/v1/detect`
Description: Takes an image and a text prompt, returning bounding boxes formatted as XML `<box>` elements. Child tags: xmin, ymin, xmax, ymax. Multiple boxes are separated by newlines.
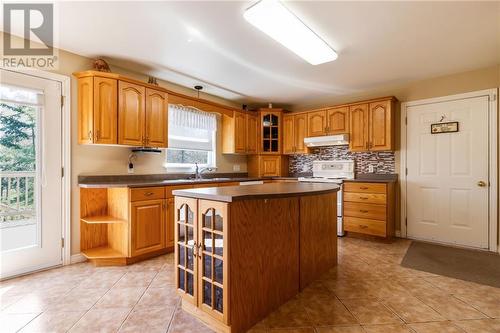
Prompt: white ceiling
<box><xmin>54</xmin><ymin>1</ymin><xmax>499</xmax><ymax>107</ymax></box>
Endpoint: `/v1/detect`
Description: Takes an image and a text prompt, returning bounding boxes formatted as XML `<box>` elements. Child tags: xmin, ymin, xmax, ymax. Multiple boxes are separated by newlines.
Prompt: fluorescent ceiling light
<box><xmin>243</xmin><ymin>0</ymin><xmax>337</xmax><ymax>65</ymax></box>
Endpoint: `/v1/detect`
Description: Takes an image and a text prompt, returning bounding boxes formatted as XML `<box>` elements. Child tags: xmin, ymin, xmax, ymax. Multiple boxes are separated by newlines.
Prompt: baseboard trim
<box><xmin>70</xmin><ymin>253</ymin><xmax>87</xmax><ymax>264</ymax></box>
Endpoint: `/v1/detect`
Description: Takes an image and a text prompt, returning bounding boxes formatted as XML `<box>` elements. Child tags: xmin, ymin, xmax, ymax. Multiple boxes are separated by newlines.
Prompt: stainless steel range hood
<box><xmin>304</xmin><ymin>134</ymin><xmax>349</xmax><ymax>147</ymax></box>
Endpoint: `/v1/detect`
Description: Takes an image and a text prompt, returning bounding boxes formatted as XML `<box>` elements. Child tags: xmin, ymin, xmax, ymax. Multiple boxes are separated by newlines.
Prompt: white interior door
<box><xmin>406</xmin><ymin>95</ymin><xmax>490</xmax><ymax>249</ymax></box>
<box><xmin>0</xmin><ymin>70</ymin><xmax>63</xmax><ymax>278</ymax></box>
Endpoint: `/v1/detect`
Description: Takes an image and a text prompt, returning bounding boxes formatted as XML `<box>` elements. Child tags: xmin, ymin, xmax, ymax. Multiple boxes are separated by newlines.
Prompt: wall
<box><xmin>289</xmin><ymin>147</ymin><xmax>395</xmax><ymax>176</ymax></box>
<box><xmin>1</xmin><ymin>33</ymin><xmax>248</xmax><ymax>255</ymax></box>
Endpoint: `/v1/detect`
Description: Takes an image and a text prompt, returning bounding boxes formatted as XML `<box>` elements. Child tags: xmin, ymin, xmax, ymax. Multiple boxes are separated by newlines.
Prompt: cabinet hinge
<box><xmin>405</xmin><ymin>117</ymin><xmax>407</xmax><ymax>125</ymax></box>
<box><xmin>61</xmin><ymin>237</ymin><xmax>65</xmax><ymax>248</ymax></box>
<box><xmin>61</xmin><ymin>95</ymin><xmax>65</xmax><ymax>107</ymax></box>
<box><xmin>492</xmin><ymin>94</ymin><xmax>497</xmax><ymax>102</ymax></box>
<box><xmin>405</xmin><ymin>218</ymin><xmax>407</xmax><ymax>226</ymax></box>
<box><xmin>61</xmin><ymin>167</ymin><xmax>64</xmax><ymax>178</ymax></box>
<box><xmin>405</xmin><ymin>167</ymin><xmax>408</xmax><ymax>176</ymax></box>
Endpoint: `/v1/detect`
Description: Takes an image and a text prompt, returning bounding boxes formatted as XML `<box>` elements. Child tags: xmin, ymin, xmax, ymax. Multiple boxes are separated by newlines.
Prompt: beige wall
<box><xmin>1</xmin><ymin>33</ymin><xmax>247</xmax><ymax>255</ymax></box>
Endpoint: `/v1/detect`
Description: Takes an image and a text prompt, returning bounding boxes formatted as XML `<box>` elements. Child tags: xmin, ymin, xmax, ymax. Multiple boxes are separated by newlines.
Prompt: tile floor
<box><xmin>1</xmin><ymin>238</ymin><xmax>500</xmax><ymax>333</ymax></box>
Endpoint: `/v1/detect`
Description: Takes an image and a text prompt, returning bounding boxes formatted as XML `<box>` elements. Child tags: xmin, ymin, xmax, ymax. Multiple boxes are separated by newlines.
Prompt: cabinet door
<box><xmin>130</xmin><ymin>199</ymin><xmax>165</xmax><ymax>257</ymax></box>
<box><xmin>93</xmin><ymin>77</ymin><xmax>117</xmax><ymax>144</ymax></box>
<box><xmin>282</xmin><ymin>114</ymin><xmax>295</xmax><ymax>154</ymax></box>
<box><xmin>118</xmin><ymin>81</ymin><xmax>146</xmax><ymax>146</ymax></box>
<box><xmin>369</xmin><ymin>100</ymin><xmax>393</xmax><ymax>151</ymax></box>
<box><xmin>77</xmin><ymin>77</ymin><xmax>94</xmax><ymax>144</ymax></box>
<box><xmin>261</xmin><ymin>112</ymin><xmax>281</xmax><ymax>154</ymax></box>
<box><xmin>294</xmin><ymin>113</ymin><xmax>308</xmax><ymax>154</ymax></box>
<box><xmin>307</xmin><ymin>110</ymin><xmax>327</xmax><ymax>137</ymax></box>
<box><xmin>349</xmin><ymin>104</ymin><xmax>369</xmax><ymax>152</ymax></box>
<box><xmin>246</xmin><ymin>114</ymin><xmax>258</xmax><ymax>154</ymax></box>
<box><xmin>327</xmin><ymin>107</ymin><xmax>349</xmax><ymax>134</ymax></box>
<box><xmin>234</xmin><ymin>112</ymin><xmax>247</xmax><ymax>154</ymax></box>
<box><xmin>145</xmin><ymin>88</ymin><xmax>168</xmax><ymax>148</ymax></box>
<box><xmin>198</xmin><ymin>200</ymin><xmax>229</xmax><ymax>324</ymax></box>
<box><xmin>175</xmin><ymin>197</ymin><xmax>198</xmax><ymax>305</ymax></box>
<box><xmin>261</xmin><ymin>156</ymin><xmax>281</xmax><ymax>177</ymax></box>
<box><xmin>166</xmin><ymin>197</ymin><xmax>175</xmax><ymax>248</ymax></box>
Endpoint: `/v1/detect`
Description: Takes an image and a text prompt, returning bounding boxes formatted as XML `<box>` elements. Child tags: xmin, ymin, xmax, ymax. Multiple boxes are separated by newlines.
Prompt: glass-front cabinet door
<box><xmin>198</xmin><ymin>200</ymin><xmax>228</xmax><ymax>324</ymax></box>
<box><xmin>175</xmin><ymin>197</ymin><xmax>198</xmax><ymax>305</ymax></box>
<box><xmin>261</xmin><ymin>111</ymin><xmax>281</xmax><ymax>154</ymax></box>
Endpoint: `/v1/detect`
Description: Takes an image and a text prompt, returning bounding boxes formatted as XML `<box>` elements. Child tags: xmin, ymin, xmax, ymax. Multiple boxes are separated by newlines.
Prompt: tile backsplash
<box><xmin>289</xmin><ymin>146</ymin><xmax>395</xmax><ymax>175</ymax></box>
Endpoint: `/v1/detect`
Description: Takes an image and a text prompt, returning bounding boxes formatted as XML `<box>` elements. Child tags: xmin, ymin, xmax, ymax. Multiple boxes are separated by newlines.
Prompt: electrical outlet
<box><xmin>368</xmin><ymin>165</ymin><xmax>375</xmax><ymax>173</ymax></box>
<box><xmin>233</xmin><ymin>164</ymin><xmax>241</xmax><ymax>172</ymax></box>
<box><xmin>128</xmin><ymin>163</ymin><xmax>134</xmax><ymax>174</ymax></box>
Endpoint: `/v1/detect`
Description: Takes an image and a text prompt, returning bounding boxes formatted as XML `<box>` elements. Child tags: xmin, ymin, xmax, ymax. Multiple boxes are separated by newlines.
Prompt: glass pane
<box><xmin>187</xmin><ymin>272</ymin><xmax>194</xmax><ymax>296</ymax></box>
<box><xmin>214</xmin><ymin>286</ymin><xmax>223</xmax><ymax>313</ymax></box>
<box><xmin>214</xmin><ymin>233</ymin><xmax>223</xmax><ymax>256</ymax></box>
<box><xmin>203</xmin><ymin>254</ymin><xmax>212</xmax><ymax>279</ymax></box>
<box><xmin>204</xmin><ymin>209</ymin><xmax>212</xmax><ymax>229</ymax></box>
<box><xmin>214</xmin><ymin>258</ymin><xmax>223</xmax><ymax>284</ymax></box>
<box><xmin>263</xmin><ymin>114</ymin><xmax>271</xmax><ymax>126</ymax></box>
<box><xmin>271</xmin><ymin>114</ymin><xmax>278</xmax><ymax>126</ymax></box>
<box><xmin>0</xmin><ymin>96</ymin><xmax>38</xmax><ymax>251</ymax></box>
<box><xmin>187</xmin><ymin>225</ymin><xmax>194</xmax><ymax>244</ymax></box>
<box><xmin>166</xmin><ymin>148</ymin><xmax>209</xmax><ymax>165</ymax></box>
<box><xmin>187</xmin><ymin>206</ymin><xmax>194</xmax><ymax>225</ymax></box>
<box><xmin>178</xmin><ymin>205</ymin><xmax>186</xmax><ymax>223</ymax></box>
<box><xmin>187</xmin><ymin>247</ymin><xmax>194</xmax><ymax>270</ymax></box>
<box><xmin>178</xmin><ymin>268</ymin><xmax>185</xmax><ymax>291</ymax></box>
<box><xmin>178</xmin><ymin>245</ymin><xmax>185</xmax><ymax>267</ymax></box>
<box><xmin>203</xmin><ymin>280</ymin><xmax>212</xmax><ymax>306</ymax></box>
<box><xmin>263</xmin><ymin>126</ymin><xmax>270</xmax><ymax>138</ymax></box>
<box><xmin>271</xmin><ymin>140</ymin><xmax>278</xmax><ymax>152</ymax></box>
<box><xmin>271</xmin><ymin>127</ymin><xmax>278</xmax><ymax>139</ymax></box>
<box><xmin>263</xmin><ymin>140</ymin><xmax>270</xmax><ymax>152</ymax></box>
<box><xmin>214</xmin><ymin>212</ymin><xmax>223</xmax><ymax>231</ymax></box>
<box><xmin>178</xmin><ymin>224</ymin><xmax>185</xmax><ymax>243</ymax></box>
<box><xmin>203</xmin><ymin>231</ymin><xmax>213</xmax><ymax>252</ymax></box>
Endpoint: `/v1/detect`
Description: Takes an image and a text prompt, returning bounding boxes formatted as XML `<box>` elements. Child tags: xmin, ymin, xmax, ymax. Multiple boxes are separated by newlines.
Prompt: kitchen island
<box><xmin>172</xmin><ymin>182</ymin><xmax>339</xmax><ymax>333</ymax></box>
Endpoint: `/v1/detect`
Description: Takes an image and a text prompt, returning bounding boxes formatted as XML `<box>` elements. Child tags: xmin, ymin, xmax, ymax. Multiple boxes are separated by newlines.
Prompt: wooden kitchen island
<box><xmin>173</xmin><ymin>183</ymin><xmax>339</xmax><ymax>333</ymax></box>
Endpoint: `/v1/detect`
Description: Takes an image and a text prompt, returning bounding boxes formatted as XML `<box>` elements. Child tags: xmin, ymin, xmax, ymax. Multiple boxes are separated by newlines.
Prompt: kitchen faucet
<box><xmin>194</xmin><ymin>162</ymin><xmax>215</xmax><ymax>179</ymax></box>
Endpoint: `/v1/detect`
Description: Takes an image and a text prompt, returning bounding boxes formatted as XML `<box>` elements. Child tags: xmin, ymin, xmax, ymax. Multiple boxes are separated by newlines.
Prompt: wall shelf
<box><xmin>82</xmin><ymin>246</ymin><xmax>125</xmax><ymax>259</ymax></box>
<box><xmin>81</xmin><ymin>215</ymin><xmax>127</xmax><ymax>224</ymax></box>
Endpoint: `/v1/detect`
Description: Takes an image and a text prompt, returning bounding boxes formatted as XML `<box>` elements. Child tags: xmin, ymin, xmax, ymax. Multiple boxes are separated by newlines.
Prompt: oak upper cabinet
<box><xmin>349</xmin><ymin>98</ymin><xmax>395</xmax><ymax>152</ymax></box>
<box><xmin>259</xmin><ymin>108</ymin><xmax>282</xmax><ymax>154</ymax></box>
<box><xmin>77</xmin><ymin>76</ymin><xmax>118</xmax><ymax>144</ymax></box>
<box><xmin>369</xmin><ymin>99</ymin><xmax>394</xmax><ymax>151</ymax></box>
<box><xmin>349</xmin><ymin>104</ymin><xmax>369</xmax><ymax>151</ymax></box>
<box><xmin>307</xmin><ymin>110</ymin><xmax>327</xmax><ymax>137</ymax></box>
<box><xmin>283</xmin><ymin>113</ymin><xmax>308</xmax><ymax>155</ymax></box>
<box><xmin>130</xmin><ymin>199</ymin><xmax>166</xmax><ymax>257</ymax></box>
<box><xmin>222</xmin><ymin>111</ymin><xmax>256</xmax><ymax>154</ymax></box>
<box><xmin>118</xmin><ymin>81</ymin><xmax>146</xmax><ymax>146</ymax></box>
<box><xmin>326</xmin><ymin>107</ymin><xmax>349</xmax><ymax>134</ymax></box>
<box><xmin>246</xmin><ymin>113</ymin><xmax>258</xmax><ymax>154</ymax></box>
<box><xmin>145</xmin><ymin>88</ymin><xmax>168</xmax><ymax>148</ymax></box>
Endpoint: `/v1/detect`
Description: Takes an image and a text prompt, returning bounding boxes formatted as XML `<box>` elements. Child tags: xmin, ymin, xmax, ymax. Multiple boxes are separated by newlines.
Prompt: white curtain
<box><xmin>168</xmin><ymin>104</ymin><xmax>217</xmax><ymax>151</ymax></box>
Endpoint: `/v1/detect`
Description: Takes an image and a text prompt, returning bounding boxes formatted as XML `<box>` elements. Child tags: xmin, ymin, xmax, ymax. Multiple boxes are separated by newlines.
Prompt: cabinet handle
<box><xmin>360</xmin><ymin>186</ymin><xmax>369</xmax><ymax>190</ymax></box>
<box><xmin>193</xmin><ymin>241</ymin><xmax>198</xmax><ymax>258</ymax></box>
<box><xmin>360</xmin><ymin>225</ymin><xmax>368</xmax><ymax>229</ymax></box>
<box><xmin>360</xmin><ymin>209</ymin><xmax>369</xmax><ymax>213</ymax></box>
<box><xmin>95</xmin><ymin>130</ymin><xmax>100</xmax><ymax>141</ymax></box>
<box><xmin>88</xmin><ymin>130</ymin><xmax>92</xmax><ymax>140</ymax></box>
<box><xmin>359</xmin><ymin>197</ymin><xmax>369</xmax><ymax>200</ymax></box>
<box><xmin>144</xmin><ymin>192</ymin><xmax>154</xmax><ymax>196</ymax></box>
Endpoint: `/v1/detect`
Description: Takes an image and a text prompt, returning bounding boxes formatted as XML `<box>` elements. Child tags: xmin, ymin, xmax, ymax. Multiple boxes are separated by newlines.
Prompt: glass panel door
<box><xmin>261</xmin><ymin>113</ymin><xmax>280</xmax><ymax>153</ymax></box>
<box><xmin>0</xmin><ymin>70</ymin><xmax>63</xmax><ymax>278</ymax></box>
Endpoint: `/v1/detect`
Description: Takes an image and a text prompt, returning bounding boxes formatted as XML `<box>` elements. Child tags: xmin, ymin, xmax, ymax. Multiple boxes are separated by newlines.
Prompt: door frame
<box><xmin>2</xmin><ymin>68</ymin><xmax>72</xmax><ymax>267</ymax></box>
<box><xmin>400</xmin><ymin>89</ymin><xmax>498</xmax><ymax>252</ymax></box>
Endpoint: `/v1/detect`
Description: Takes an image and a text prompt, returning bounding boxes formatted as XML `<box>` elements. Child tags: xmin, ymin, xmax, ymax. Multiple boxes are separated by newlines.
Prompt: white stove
<box><xmin>298</xmin><ymin>160</ymin><xmax>355</xmax><ymax>236</ymax></box>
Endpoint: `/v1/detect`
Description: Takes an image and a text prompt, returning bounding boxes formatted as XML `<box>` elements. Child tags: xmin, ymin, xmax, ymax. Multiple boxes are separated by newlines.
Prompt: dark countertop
<box><xmin>172</xmin><ymin>182</ymin><xmax>340</xmax><ymax>202</ymax></box>
<box><xmin>78</xmin><ymin>174</ymin><xmax>298</xmax><ymax>188</ymax></box>
<box><xmin>345</xmin><ymin>174</ymin><xmax>398</xmax><ymax>183</ymax></box>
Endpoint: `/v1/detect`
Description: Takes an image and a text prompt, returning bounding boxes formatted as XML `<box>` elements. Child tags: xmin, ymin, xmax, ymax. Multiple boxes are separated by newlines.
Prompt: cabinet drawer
<box><xmin>165</xmin><ymin>185</ymin><xmax>194</xmax><ymax>198</ymax></box>
<box><xmin>343</xmin><ymin>182</ymin><xmax>386</xmax><ymax>194</ymax></box>
<box><xmin>343</xmin><ymin>192</ymin><xmax>386</xmax><ymax>205</ymax></box>
<box><xmin>344</xmin><ymin>202</ymin><xmax>386</xmax><ymax>220</ymax></box>
<box><xmin>344</xmin><ymin>217</ymin><xmax>386</xmax><ymax>237</ymax></box>
<box><xmin>130</xmin><ymin>187</ymin><xmax>165</xmax><ymax>201</ymax></box>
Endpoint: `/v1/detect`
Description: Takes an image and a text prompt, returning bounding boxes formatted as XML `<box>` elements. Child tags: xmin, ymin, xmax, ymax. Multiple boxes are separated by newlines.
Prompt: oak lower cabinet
<box><xmin>342</xmin><ymin>181</ymin><xmax>395</xmax><ymax>239</ymax></box>
<box><xmin>130</xmin><ymin>199</ymin><xmax>165</xmax><ymax>257</ymax></box>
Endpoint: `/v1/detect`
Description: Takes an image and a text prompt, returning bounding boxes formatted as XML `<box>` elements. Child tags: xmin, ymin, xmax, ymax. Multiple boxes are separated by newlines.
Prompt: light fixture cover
<box><xmin>244</xmin><ymin>0</ymin><xmax>338</xmax><ymax>65</ymax></box>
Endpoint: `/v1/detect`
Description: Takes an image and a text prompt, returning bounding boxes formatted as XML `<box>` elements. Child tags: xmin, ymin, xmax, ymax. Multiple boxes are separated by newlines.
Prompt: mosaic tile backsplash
<box><xmin>289</xmin><ymin>146</ymin><xmax>395</xmax><ymax>176</ymax></box>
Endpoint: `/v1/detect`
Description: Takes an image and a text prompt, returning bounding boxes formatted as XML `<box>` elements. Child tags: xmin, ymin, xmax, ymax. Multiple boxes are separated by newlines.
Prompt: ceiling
<box><xmin>37</xmin><ymin>2</ymin><xmax>500</xmax><ymax>107</ymax></box>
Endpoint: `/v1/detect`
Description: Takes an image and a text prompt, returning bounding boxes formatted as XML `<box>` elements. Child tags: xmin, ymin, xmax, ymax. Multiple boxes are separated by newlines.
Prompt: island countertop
<box><xmin>172</xmin><ymin>182</ymin><xmax>339</xmax><ymax>202</ymax></box>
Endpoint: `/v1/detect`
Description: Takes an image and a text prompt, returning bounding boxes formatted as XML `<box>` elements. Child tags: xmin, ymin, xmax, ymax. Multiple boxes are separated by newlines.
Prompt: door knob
<box><xmin>477</xmin><ymin>181</ymin><xmax>487</xmax><ymax>187</ymax></box>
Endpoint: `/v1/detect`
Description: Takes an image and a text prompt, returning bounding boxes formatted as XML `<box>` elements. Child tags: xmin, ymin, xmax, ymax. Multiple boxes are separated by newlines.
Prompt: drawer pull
<box><xmin>360</xmin><ymin>225</ymin><xmax>368</xmax><ymax>229</ymax></box>
<box><xmin>359</xmin><ymin>197</ymin><xmax>369</xmax><ymax>200</ymax></box>
<box><xmin>144</xmin><ymin>192</ymin><xmax>154</xmax><ymax>196</ymax></box>
<box><xmin>360</xmin><ymin>186</ymin><xmax>369</xmax><ymax>190</ymax></box>
<box><xmin>360</xmin><ymin>209</ymin><xmax>369</xmax><ymax>213</ymax></box>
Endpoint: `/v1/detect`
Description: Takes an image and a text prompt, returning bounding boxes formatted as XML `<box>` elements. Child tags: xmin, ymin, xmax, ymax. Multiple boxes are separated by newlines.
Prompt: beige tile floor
<box><xmin>1</xmin><ymin>237</ymin><xmax>500</xmax><ymax>333</ymax></box>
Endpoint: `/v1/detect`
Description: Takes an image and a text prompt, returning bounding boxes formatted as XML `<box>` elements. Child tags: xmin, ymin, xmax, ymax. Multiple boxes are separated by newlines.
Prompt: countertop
<box><xmin>78</xmin><ymin>177</ymin><xmax>264</xmax><ymax>188</ymax></box>
<box><xmin>344</xmin><ymin>174</ymin><xmax>398</xmax><ymax>183</ymax></box>
<box><xmin>172</xmin><ymin>182</ymin><xmax>340</xmax><ymax>202</ymax></box>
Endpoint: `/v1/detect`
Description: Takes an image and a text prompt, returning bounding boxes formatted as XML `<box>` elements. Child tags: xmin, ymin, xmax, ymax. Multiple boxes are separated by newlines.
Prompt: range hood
<box><xmin>304</xmin><ymin>134</ymin><xmax>349</xmax><ymax>147</ymax></box>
